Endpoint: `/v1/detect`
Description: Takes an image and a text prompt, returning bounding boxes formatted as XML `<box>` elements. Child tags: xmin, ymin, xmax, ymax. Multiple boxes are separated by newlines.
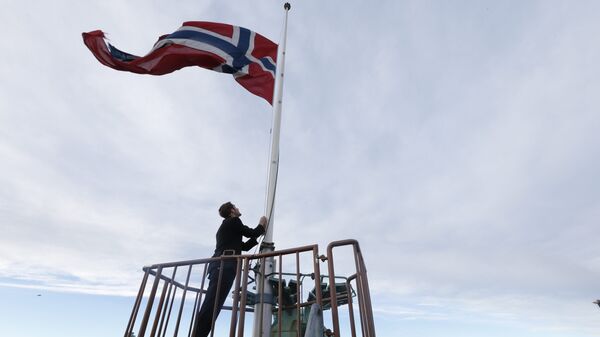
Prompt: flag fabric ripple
<box><xmin>82</xmin><ymin>21</ymin><xmax>278</xmax><ymax>104</ymax></box>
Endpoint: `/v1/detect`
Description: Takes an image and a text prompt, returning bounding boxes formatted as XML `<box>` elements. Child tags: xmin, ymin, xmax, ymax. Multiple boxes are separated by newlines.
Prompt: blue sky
<box><xmin>1</xmin><ymin>0</ymin><xmax>600</xmax><ymax>336</ymax></box>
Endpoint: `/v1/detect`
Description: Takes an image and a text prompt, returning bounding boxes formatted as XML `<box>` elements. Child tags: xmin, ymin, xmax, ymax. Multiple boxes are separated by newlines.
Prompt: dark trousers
<box><xmin>193</xmin><ymin>264</ymin><xmax>237</xmax><ymax>337</ymax></box>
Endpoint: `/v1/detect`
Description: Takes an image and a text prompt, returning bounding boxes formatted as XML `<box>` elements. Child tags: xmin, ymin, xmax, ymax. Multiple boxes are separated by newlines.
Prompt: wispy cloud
<box><xmin>1</xmin><ymin>1</ymin><xmax>600</xmax><ymax>336</ymax></box>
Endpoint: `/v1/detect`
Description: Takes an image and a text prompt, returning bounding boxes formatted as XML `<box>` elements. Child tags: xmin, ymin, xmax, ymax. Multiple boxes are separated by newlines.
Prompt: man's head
<box><xmin>219</xmin><ymin>202</ymin><xmax>241</xmax><ymax>218</ymax></box>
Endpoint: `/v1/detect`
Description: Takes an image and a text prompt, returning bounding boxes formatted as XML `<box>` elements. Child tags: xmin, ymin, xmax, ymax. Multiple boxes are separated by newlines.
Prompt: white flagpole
<box><xmin>253</xmin><ymin>3</ymin><xmax>290</xmax><ymax>337</ymax></box>
<box><xmin>263</xmin><ymin>3</ymin><xmax>290</xmax><ymax>244</ymax></box>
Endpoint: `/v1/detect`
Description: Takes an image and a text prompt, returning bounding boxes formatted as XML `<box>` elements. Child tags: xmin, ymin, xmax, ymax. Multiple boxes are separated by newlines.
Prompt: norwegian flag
<box><xmin>82</xmin><ymin>22</ymin><xmax>278</xmax><ymax>104</ymax></box>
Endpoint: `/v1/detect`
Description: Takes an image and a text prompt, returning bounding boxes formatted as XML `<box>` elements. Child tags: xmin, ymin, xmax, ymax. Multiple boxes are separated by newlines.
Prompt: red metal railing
<box><xmin>124</xmin><ymin>240</ymin><xmax>375</xmax><ymax>337</ymax></box>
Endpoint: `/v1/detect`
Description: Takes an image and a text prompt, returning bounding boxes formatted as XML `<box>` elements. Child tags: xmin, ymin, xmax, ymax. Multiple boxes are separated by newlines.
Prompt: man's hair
<box><xmin>219</xmin><ymin>202</ymin><xmax>235</xmax><ymax>218</ymax></box>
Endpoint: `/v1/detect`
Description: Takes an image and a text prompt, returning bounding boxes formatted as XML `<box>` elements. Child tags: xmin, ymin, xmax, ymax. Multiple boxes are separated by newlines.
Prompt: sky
<box><xmin>1</xmin><ymin>0</ymin><xmax>600</xmax><ymax>336</ymax></box>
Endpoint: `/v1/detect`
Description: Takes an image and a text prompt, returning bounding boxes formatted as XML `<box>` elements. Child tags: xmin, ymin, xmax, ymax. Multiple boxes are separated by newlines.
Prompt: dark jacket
<box><xmin>213</xmin><ymin>217</ymin><xmax>265</xmax><ymax>256</ymax></box>
<box><xmin>208</xmin><ymin>217</ymin><xmax>264</xmax><ymax>278</ymax></box>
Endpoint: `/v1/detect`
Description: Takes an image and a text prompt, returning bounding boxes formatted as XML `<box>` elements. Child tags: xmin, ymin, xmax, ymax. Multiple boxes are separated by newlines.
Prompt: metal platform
<box><xmin>124</xmin><ymin>239</ymin><xmax>376</xmax><ymax>337</ymax></box>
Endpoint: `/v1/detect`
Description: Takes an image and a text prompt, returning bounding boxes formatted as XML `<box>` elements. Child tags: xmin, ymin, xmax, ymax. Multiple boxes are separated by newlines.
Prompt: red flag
<box><xmin>82</xmin><ymin>22</ymin><xmax>278</xmax><ymax>104</ymax></box>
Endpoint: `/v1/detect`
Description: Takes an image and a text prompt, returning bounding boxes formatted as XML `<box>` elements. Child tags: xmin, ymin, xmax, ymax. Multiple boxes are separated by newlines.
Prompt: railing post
<box><xmin>277</xmin><ymin>254</ymin><xmax>283</xmax><ymax>337</ymax></box>
<box><xmin>173</xmin><ymin>264</ymin><xmax>193</xmax><ymax>337</ymax></box>
<box><xmin>139</xmin><ymin>266</ymin><xmax>163</xmax><ymax>337</ymax></box>
<box><xmin>158</xmin><ymin>266</ymin><xmax>178</xmax><ymax>337</ymax></box>
<box><xmin>229</xmin><ymin>257</ymin><xmax>243</xmax><ymax>337</ymax></box>
<box><xmin>161</xmin><ymin>285</ymin><xmax>178</xmax><ymax>337</ymax></box>
<box><xmin>312</xmin><ymin>246</ymin><xmax>323</xmax><ymax>305</ymax></box>
<box><xmin>326</xmin><ymin>250</ymin><xmax>341</xmax><ymax>337</ymax></box>
<box><xmin>295</xmin><ymin>252</ymin><xmax>301</xmax><ymax>337</ymax></box>
<box><xmin>345</xmin><ymin>275</ymin><xmax>358</xmax><ymax>337</ymax></box>
<box><xmin>326</xmin><ymin>239</ymin><xmax>377</xmax><ymax>337</ymax></box>
<box><xmin>236</xmin><ymin>258</ymin><xmax>251</xmax><ymax>337</ymax></box>
<box><xmin>125</xmin><ymin>268</ymin><xmax>150</xmax><ymax>337</ymax></box>
<box><xmin>187</xmin><ymin>291</ymin><xmax>200</xmax><ymax>337</ymax></box>
<box><xmin>190</xmin><ymin>263</ymin><xmax>209</xmax><ymax>337</ymax></box>
<box><xmin>150</xmin><ymin>274</ymin><xmax>170</xmax><ymax>337</ymax></box>
<box><xmin>354</xmin><ymin>248</ymin><xmax>376</xmax><ymax>337</ymax></box>
<box><xmin>209</xmin><ymin>258</ymin><xmax>226</xmax><ymax>337</ymax></box>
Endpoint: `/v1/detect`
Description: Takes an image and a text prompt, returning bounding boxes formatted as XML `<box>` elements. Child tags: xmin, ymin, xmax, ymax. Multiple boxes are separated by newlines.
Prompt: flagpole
<box><xmin>263</xmin><ymin>2</ymin><xmax>290</xmax><ymax>244</ymax></box>
<box><xmin>253</xmin><ymin>3</ymin><xmax>290</xmax><ymax>337</ymax></box>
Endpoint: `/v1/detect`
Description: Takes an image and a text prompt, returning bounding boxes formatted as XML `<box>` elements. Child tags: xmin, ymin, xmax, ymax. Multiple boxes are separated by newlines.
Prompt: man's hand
<box><xmin>259</xmin><ymin>216</ymin><xmax>268</xmax><ymax>228</ymax></box>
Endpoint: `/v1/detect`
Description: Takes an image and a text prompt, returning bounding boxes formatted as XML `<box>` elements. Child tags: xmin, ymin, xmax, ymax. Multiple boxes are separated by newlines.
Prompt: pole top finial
<box><xmin>284</xmin><ymin>2</ymin><xmax>291</xmax><ymax>11</ymax></box>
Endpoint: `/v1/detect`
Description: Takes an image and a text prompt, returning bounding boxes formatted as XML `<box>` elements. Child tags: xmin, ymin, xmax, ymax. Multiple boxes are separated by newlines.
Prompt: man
<box><xmin>193</xmin><ymin>202</ymin><xmax>267</xmax><ymax>337</ymax></box>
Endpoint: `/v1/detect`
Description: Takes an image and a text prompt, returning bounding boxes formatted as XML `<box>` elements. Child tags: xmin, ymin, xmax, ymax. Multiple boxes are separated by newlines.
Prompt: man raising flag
<box><xmin>84</xmin><ymin>5</ymin><xmax>291</xmax><ymax>337</ymax></box>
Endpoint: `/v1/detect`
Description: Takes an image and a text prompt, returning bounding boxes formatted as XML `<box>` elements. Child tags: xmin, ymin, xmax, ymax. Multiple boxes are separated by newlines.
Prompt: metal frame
<box><xmin>125</xmin><ymin>240</ymin><xmax>375</xmax><ymax>337</ymax></box>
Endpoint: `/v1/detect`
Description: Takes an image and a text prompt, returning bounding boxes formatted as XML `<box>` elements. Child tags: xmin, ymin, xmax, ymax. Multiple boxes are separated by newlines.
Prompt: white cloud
<box><xmin>1</xmin><ymin>1</ymin><xmax>600</xmax><ymax>336</ymax></box>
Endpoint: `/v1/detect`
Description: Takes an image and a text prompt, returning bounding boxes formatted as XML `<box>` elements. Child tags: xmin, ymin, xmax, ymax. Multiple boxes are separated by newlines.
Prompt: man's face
<box><xmin>231</xmin><ymin>205</ymin><xmax>242</xmax><ymax>217</ymax></box>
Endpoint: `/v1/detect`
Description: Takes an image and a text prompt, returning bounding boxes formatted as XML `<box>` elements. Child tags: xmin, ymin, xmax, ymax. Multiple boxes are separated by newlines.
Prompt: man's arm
<box><xmin>240</xmin><ymin>216</ymin><xmax>267</xmax><ymax>238</ymax></box>
<box><xmin>241</xmin><ymin>238</ymin><xmax>259</xmax><ymax>251</ymax></box>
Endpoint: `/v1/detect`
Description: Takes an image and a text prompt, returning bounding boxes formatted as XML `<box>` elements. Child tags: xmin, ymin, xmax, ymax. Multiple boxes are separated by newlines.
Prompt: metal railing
<box><xmin>124</xmin><ymin>239</ymin><xmax>375</xmax><ymax>337</ymax></box>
